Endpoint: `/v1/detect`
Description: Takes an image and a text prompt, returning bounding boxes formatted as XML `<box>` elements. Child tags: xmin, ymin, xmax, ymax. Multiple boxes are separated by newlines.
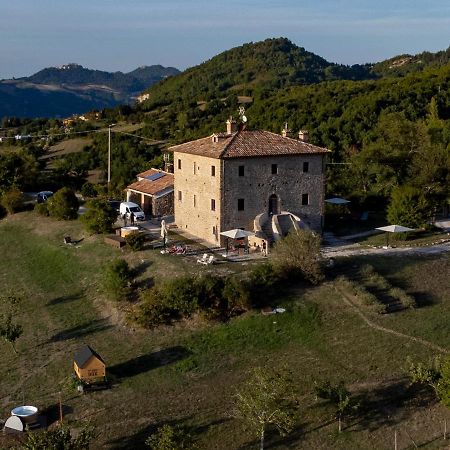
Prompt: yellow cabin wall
<box><xmin>74</xmin><ymin>356</ymin><xmax>105</xmax><ymax>381</ymax></box>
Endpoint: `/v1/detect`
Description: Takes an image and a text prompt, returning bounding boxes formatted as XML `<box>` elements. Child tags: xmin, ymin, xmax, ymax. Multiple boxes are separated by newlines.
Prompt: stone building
<box><xmin>169</xmin><ymin>120</ymin><xmax>329</xmax><ymax>246</ymax></box>
<box><xmin>125</xmin><ymin>168</ymin><xmax>174</xmax><ymax>217</ymax></box>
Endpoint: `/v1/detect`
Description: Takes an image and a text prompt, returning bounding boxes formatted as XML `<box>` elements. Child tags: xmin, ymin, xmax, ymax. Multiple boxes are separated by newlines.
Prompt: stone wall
<box><xmin>174</xmin><ymin>151</ymin><xmax>222</xmax><ymax>246</ymax></box>
<box><xmin>154</xmin><ymin>192</ymin><xmax>174</xmax><ymax>217</ymax></box>
<box><xmin>222</xmin><ymin>154</ymin><xmax>325</xmax><ymax>232</ymax></box>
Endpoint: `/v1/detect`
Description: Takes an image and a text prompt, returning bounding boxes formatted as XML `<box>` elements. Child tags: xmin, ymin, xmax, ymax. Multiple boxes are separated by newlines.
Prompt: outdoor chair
<box><xmin>197</xmin><ymin>253</ymin><xmax>208</xmax><ymax>264</ymax></box>
<box><xmin>198</xmin><ymin>255</ymin><xmax>215</xmax><ymax>265</ymax></box>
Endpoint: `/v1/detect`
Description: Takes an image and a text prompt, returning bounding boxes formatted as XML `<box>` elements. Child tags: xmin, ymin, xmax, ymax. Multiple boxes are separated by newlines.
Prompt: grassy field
<box><xmin>0</xmin><ymin>212</ymin><xmax>449</xmax><ymax>449</ymax></box>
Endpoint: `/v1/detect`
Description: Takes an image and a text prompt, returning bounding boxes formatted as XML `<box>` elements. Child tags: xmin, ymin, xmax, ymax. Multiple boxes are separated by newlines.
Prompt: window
<box><xmin>177</xmin><ymin>159</ymin><xmax>182</xmax><ymax>170</ymax></box>
<box><xmin>271</xmin><ymin>164</ymin><xmax>278</xmax><ymax>174</ymax></box>
<box><xmin>178</xmin><ymin>191</ymin><xmax>182</xmax><ymax>201</ymax></box>
<box><xmin>211</xmin><ymin>165</ymin><xmax>215</xmax><ymax>177</ymax></box>
<box><xmin>238</xmin><ymin>165</ymin><xmax>245</xmax><ymax>177</ymax></box>
<box><xmin>211</xmin><ymin>199</ymin><xmax>216</xmax><ymax>211</ymax></box>
<box><xmin>238</xmin><ymin>199</ymin><xmax>245</xmax><ymax>211</ymax></box>
<box><xmin>193</xmin><ymin>194</ymin><xmax>196</xmax><ymax>207</ymax></box>
<box><xmin>193</xmin><ymin>162</ymin><xmax>196</xmax><ymax>174</ymax></box>
<box><xmin>303</xmin><ymin>161</ymin><xmax>309</xmax><ymax>173</ymax></box>
<box><xmin>302</xmin><ymin>193</ymin><xmax>309</xmax><ymax>205</ymax></box>
<box><xmin>212</xmin><ymin>226</ymin><xmax>216</xmax><ymax>235</ymax></box>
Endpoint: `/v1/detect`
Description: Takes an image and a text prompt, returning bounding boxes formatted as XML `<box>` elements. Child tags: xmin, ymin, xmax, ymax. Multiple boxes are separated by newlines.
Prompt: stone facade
<box><xmin>171</xmin><ymin>125</ymin><xmax>328</xmax><ymax>246</ymax></box>
<box><xmin>174</xmin><ymin>152</ymin><xmax>222</xmax><ymax>244</ymax></box>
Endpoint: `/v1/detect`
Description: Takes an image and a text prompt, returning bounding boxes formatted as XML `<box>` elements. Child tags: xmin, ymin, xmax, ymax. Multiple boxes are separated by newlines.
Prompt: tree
<box><xmin>103</xmin><ymin>259</ymin><xmax>132</xmax><ymax>301</ymax></box>
<box><xmin>145</xmin><ymin>424</ymin><xmax>194</xmax><ymax>450</ymax></box>
<box><xmin>1</xmin><ymin>186</ymin><xmax>24</xmax><ymax>214</ymax></box>
<box><xmin>0</xmin><ymin>294</ymin><xmax>23</xmax><ymax>353</ymax></box>
<box><xmin>20</xmin><ymin>424</ymin><xmax>94</xmax><ymax>450</ymax></box>
<box><xmin>407</xmin><ymin>356</ymin><xmax>450</xmax><ymax>408</ymax></box>
<box><xmin>387</xmin><ymin>185</ymin><xmax>430</xmax><ymax>228</ymax></box>
<box><xmin>0</xmin><ymin>312</ymin><xmax>23</xmax><ymax>353</ymax></box>
<box><xmin>80</xmin><ymin>199</ymin><xmax>117</xmax><ymax>233</ymax></box>
<box><xmin>47</xmin><ymin>187</ymin><xmax>79</xmax><ymax>220</ymax></box>
<box><xmin>314</xmin><ymin>381</ymin><xmax>359</xmax><ymax>432</ymax></box>
<box><xmin>271</xmin><ymin>230</ymin><xmax>323</xmax><ymax>284</ymax></box>
<box><xmin>234</xmin><ymin>367</ymin><xmax>295</xmax><ymax>450</ymax></box>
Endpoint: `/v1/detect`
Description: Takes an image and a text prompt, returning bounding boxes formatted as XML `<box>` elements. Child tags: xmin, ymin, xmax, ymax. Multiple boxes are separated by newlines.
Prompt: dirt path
<box><xmin>335</xmin><ymin>285</ymin><xmax>449</xmax><ymax>354</ymax></box>
<box><xmin>323</xmin><ymin>240</ymin><xmax>450</xmax><ymax>258</ymax></box>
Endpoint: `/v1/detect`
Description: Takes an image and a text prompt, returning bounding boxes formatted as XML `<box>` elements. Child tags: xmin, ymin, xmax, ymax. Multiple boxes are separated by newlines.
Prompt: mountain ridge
<box><xmin>0</xmin><ymin>64</ymin><xmax>180</xmax><ymax>118</ymax></box>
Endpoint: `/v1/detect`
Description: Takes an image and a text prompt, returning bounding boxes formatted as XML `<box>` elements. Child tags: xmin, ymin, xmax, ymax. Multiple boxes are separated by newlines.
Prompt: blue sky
<box><xmin>1</xmin><ymin>0</ymin><xmax>449</xmax><ymax>78</ymax></box>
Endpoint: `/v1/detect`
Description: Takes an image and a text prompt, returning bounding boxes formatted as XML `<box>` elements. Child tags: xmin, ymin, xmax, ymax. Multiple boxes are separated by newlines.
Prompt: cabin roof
<box><xmin>74</xmin><ymin>345</ymin><xmax>105</xmax><ymax>368</ymax></box>
<box><xmin>168</xmin><ymin>129</ymin><xmax>330</xmax><ymax>159</ymax></box>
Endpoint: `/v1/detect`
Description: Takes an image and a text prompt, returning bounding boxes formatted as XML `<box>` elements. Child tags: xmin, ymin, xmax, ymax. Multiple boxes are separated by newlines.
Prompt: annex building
<box><xmin>169</xmin><ymin>119</ymin><xmax>329</xmax><ymax>246</ymax></box>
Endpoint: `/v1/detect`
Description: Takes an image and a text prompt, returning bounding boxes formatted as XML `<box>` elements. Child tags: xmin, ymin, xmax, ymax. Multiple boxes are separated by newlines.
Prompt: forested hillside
<box><xmin>1</xmin><ymin>38</ymin><xmax>449</xmax><ymax>226</ymax></box>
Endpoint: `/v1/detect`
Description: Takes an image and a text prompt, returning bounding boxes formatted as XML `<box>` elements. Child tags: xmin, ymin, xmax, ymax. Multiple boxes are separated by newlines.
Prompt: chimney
<box><xmin>226</xmin><ymin>117</ymin><xmax>237</xmax><ymax>134</ymax></box>
<box><xmin>281</xmin><ymin>122</ymin><xmax>291</xmax><ymax>138</ymax></box>
<box><xmin>298</xmin><ymin>130</ymin><xmax>309</xmax><ymax>142</ymax></box>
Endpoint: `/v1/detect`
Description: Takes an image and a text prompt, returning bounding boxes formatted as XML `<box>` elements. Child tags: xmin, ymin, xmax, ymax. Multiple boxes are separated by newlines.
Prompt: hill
<box><xmin>139</xmin><ymin>37</ymin><xmax>374</xmax><ymax>111</ymax></box>
<box><xmin>0</xmin><ymin>64</ymin><xmax>179</xmax><ymax>119</ymax></box>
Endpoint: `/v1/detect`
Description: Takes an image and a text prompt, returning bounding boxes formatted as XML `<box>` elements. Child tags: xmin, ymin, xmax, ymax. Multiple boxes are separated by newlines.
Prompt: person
<box><xmin>122</xmin><ymin>213</ymin><xmax>128</xmax><ymax>227</ymax></box>
<box><xmin>130</xmin><ymin>212</ymin><xmax>135</xmax><ymax>225</ymax></box>
<box><xmin>262</xmin><ymin>240</ymin><xmax>267</xmax><ymax>257</ymax></box>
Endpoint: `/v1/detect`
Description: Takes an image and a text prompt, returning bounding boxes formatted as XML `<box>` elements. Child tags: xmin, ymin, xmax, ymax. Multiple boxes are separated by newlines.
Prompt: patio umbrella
<box><xmin>220</xmin><ymin>229</ymin><xmax>255</xmax><ymax>239</ymax></box>
<box><xmin>160</xmin><ymin>219</ymin><xmax>168</xmax><ymax>250</ymax></box>
<box><xmin>220</xmin><ymin>229</ymin><xmax>255</xmax><ymax>255</ymax></box>
<box><xmin>375</xmin><ymin>224</ymin><xmax>415</xmax><ymax>247</ymax></box>
<box><xmin>325</xmin><ymin>197</ymin><xmax>351</xmax><ymax>205</ymax></box>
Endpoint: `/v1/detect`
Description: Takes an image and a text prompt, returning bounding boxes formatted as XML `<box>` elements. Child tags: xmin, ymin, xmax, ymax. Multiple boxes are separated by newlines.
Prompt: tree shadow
<box><xmin>108</xmin><ymin>346</ymin><xmax>191</xmax><ymax>380</ymax></box>
<box><xmin>46</xmin><ymin>291</ymin><xmax>84</xmax><ymax>306</ymax></box>
<box><xmin>107</xmin><ymin>415</ymin><xmax>230</xmax><ymax>450</ymax></box>
<box><xmin>46</xmin><ymin>318</ymin><xmax>112</xmax><ymax>343</ymax></box>
<box><xmin>132</xmin><ymin>260</ymin><xmax>152</xmax><ymax>278</ymax></box>
<box><xmin>42</xmin><ymin>403</ymin><xmax>74</xmax><ymax>427</ymax></box>
<box><xmin>349</xmin><ymin>378</ymin><xmax>436</xmax><ymax>432</ymax></box>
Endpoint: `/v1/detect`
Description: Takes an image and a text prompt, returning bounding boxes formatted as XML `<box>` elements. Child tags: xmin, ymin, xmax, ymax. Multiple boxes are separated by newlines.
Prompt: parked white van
<box><xmin>119</xmin><ymin>202</ymin><xmax>145</xmax><ymax>221</ymax></box>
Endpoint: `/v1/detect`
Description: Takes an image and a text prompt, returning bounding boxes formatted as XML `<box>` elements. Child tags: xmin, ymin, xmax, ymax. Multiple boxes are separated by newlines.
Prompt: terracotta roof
<box><xmin>168</xmin><ymin>129</ymin><xmax>330</xmax><ymax>159</ymax></box>
<box><xmin>127</xmin><ymin>172</ymin><xmax>174</xmax><ymax>196</ymax></box>
<box><xmin>136</xmin><ymin>168</ymin><xmax>163</xmax><ymax>179</ymax></box>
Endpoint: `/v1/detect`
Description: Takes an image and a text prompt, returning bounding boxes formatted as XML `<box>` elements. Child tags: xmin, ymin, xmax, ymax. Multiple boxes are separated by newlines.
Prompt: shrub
<box><xmin>271</xmin><ymin>230</ymin><xmax>323</xmax><ymax>284</ymax></box>
<box><xmin>222</xmin><ymin>276</ymin><xmax>251</xmax><ymax>316</ymax></box>
<box><xmin>103</xmin><ymin>259</ymin><xmax>132</xmax><ymax>301</ymax></box>
<box><xmin>81</xmin><ymin>182</ymin><xmax>98</xmax><ymax>198</ymax></box>
<box><xmin>34</xmin><ymin>202</ymin><xmax>49</xmax><ymax>216</ymax></box>
<box><xmin>389</xmin><ymin>287</ymin><xmax>416</xmax><ymax>308</ymax></box>
<box><xmin>146</xmin><ymin>424</ymin><xmax>194</xmax><ymax>450</ymax></box>
<box><xmin>125</xmin><ymin>231</ymin><xmax>147</xmax><ymax>251</ymax></box>
<box><xmin>80</xmin><ymin>198</ymin><xmax>117</xmax><ymax>233</ymax></box>
<box><xmin>135</xmin><ymin>288</ymin><xmax>173</xmax><ymax>327</ymax></box>
<box><xmin>47</xmin><ymin>187</ymin><xmax>79</xmax><ymax>220</ymax></box>
<box><xmin>160</xmin><ymin>276</ymin><xmax>200</xmax><ymax>316</ymax></box>
<box><xmin>1</xmin><ymin>187</ymin><xmax>24</xmax><ymax>214</ymax></box>
<box><xmin>387</xmin><ymin>185</ymin><xmax>429</xmax><ymax>228</ymax></box>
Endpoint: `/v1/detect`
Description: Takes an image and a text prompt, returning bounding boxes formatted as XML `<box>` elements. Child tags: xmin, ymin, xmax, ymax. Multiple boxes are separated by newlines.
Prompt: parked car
<box><xmin>119</xmin><ymin>202</ymin><xmax>145</xmax><ymax>221</ymax></box>
<box><xmin>36</xmin><ymin>191</ymin><xmax>53</xmax><ymax>203</ymax></box>
<box><xmin>107</xmin><ymin>200</ymin><xmax>121</xmax><ymax>213</ymax></box>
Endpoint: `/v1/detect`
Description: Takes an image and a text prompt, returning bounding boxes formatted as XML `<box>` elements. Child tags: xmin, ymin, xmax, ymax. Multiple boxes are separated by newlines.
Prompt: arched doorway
<box><xmin>268</xmin><ymin>194</ymin><xmax>280</xmax><ymax>215</ymax></box>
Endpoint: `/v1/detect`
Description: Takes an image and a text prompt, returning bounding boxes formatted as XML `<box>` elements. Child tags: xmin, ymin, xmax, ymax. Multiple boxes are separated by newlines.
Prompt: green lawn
<box><xmin>0</xmin><ymin>212</ymin><xmax>449</xmax><ymax>449</ymax></box>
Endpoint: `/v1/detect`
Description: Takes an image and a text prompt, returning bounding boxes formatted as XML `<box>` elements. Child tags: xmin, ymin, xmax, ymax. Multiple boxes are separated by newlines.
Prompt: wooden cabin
<box><xmin>73</xmin><ymin>345</ymin><xmax>106</xmax><ymax>384</ymax></box>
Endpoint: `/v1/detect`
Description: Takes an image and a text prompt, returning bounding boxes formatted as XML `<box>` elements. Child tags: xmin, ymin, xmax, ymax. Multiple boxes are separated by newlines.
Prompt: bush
<box><xmin>160</xmin><ymin>276</ymin><xmax>200</xmax><ymax>316</ymax></box>
<box><xmin>135</xmin><ymin>288</ymin><xmax>173</xmax><ymax>327</ymax></box>
<box><xmin>80</xmin><ymin>199</ymin><xmax>117</xmax><ymax>233</ymax></box>
<box><xmin>271</xmin><ymin>230</ymin><xmax>323</xmax><ymax>284</ymax></box>
<box><xmin>146</xmin><ymin>424</ymin><xmax>194</xmax><ymax>450</ymax></box>
<box><xmin>125</xmin><ymin>231</ymin><xmax>147</xmax><ymax>251</ymax></box>
<box><xmin>387</xmin><ymin>185</ymin><xmax>429</xmax><ymax>228</ymax></box>
<box><xmin>389</xmin><ymin>287</ymin><xmax>416</xmax><ymax>308</ymax></box>
<box><xmin>81</xmin><ymin>182</ymin><xmax>98</xmax><ymax>198</ymax></box>
<box><xmin>103</xmin><ymin>259</ymin><xmax>132</xmax><ymax>301</ymax></box>
<box><xmin>47</xmin><ymin>187</ymin><xmax>79</xmax><ymax>220</ymax></box>
<box><xmin>34</xmin><ymin>202</ymin><xmax>49</xmax><ymax>216</ymax></box>
<box><xmin>1</xmin><ymin>187</ymin><xmax>24</xmax><ymax>214</ymax></box>
<box><xmin>222</xmin><ymin>276</ymin><xmax>251</xmax><ymax>316</ymax></box>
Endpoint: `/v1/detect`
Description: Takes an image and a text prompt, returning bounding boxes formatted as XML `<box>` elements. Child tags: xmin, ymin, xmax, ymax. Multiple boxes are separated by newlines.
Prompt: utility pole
<box><xmin>108</xmin><ymin>125</ymin><xmax>112</xmax><ymax>185</ymax></box>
